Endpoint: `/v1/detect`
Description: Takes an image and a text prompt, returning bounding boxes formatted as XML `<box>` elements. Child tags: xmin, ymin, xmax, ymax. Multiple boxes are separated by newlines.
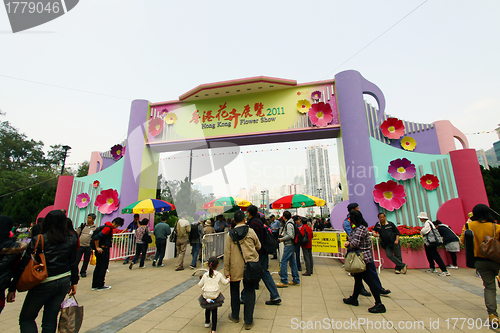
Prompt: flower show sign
<box><xmin>147</xmin><ymin>77</ymin><xmax>339</xmax><ymax>147</ymax></box>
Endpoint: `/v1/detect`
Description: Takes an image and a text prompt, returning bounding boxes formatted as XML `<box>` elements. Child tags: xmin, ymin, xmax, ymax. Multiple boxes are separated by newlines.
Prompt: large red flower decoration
<box><xmin>373</xmin><ymin>180</ymin><xmax>406</xmax><ymax>211</ymax></box>
<box><xmin>380</xmin><ymin>117</ymin><xmax>405</xmax><ymax>139</ymax></box>
<box><xmin>420</xmin><ymin>174</ymin><xmax>440</xmax><ymax>190</ymax></box>
<box><xmin>308</xmin><ymin>102</ymin><xmax>334</xmax><ymax>127</ymax></box>
<box><xmin>148</xmin><ymin>117</ymin><xmax>163</xmax><ymax>137</ymax></box>
<box><xmin>94</xmin><ymin>189</ymin><xmax>120</xmax><ymax>214</ymax></box>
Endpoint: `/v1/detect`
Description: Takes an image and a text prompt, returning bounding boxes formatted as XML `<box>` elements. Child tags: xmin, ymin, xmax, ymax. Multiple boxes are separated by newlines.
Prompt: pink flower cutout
<box><xmin>149</xmin><ymin>117</ymin><xmax>163</xmax><ymax>137</ymax></box>
<box><xmin>388</xmin><ymin>158</ymin><xmax>416</xmax><ymax>180</ymax></box>
<box><xmin>373</xmin><ymin>180</ymin><xmax>406</xmax><ymax>211</ymax></box>
<box><xmin>93</xmin><ymin>180</ymin><xmax>100</xmax><ymax>188</ymax></box>
<box><xmin>76</xmin><ymin>193</ymin><xmax>90</xmax><ymax>208</ymax></box>
<box><xmin>308</xmin><ymin>102</ymin><xmax>334</xmax><ymax>127</ymax></box>
<box><xmin>94</xmin><ymin>189</ymin><xmax>120</xmax><ymax>214</ymax></box>
<box><xmin>420</xmin><ymin>174</ymin><xmax>440</xmax><ymax>190</ymax></box>
<box><xmin>311</xmin><ymin>90</ymin><xmax>322</xmax><ymax>101</ymax></box>
<box><xmin>110</xmin><ymin>145</ymin><xmax>123</xmax><ymax>161</ymax></box>
<box><xmin>380</xmin><ymin>117</ymin><xmax>405</xmax><ymax>139</ymax></box>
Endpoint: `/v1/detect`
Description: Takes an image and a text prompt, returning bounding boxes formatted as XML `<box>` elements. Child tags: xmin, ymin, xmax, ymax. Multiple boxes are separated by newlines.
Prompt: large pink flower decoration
<box><xmin>75</xmin><ymin>193</ymin><xmax>90</xmax><ymax>208</ymax></box>
<box><xmin>420</xmin><ymin>174</ymin><xmax>440</xmax><ymax>190</ymax></box>
<box><xmin>388</xmin><ymin>158</ymin><xmax>416</xmax><ymax>180</ymax></box>
<box><xmin>148</xmin><ymin>117</ymin><xmax>163</xmax><ymax>137</ymax></box>
<box><xmin>373</xmin><ymin>180</ymin><xmax>406</xmax><ymax>211</ymax></box>
<box><xmin>94</xmin><ymin>189</ymin><xmax>120</xmax><ymax>214</ymax></box>
<box><xmin>308</xmin><ymin>102</ymin><xmax>334</xmax><ymax>127</ymax></box>
<box><xmin>110</xmin><ymin>145</ymin><xmax>123</xmax><ymax>161</ymax></box>
<box><xmin>380</xmin><ymin>117</ymin><xmax>405</xmax><ymax>139</ymax></box>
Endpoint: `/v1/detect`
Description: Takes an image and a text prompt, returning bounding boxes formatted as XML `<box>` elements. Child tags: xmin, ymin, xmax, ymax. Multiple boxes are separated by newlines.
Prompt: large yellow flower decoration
<box><xmin>164</xmin><ymin>112</ymin><xmax>177</xmax><ymax>125</ymax></box>
<box><xmin>401</xmin><ymin>136</ymin><xmax>417</xmax><ymax>151</ymax></box>
<box><xmin>297</xmin><ymin>99</ymin><xmax>311</xmax><ymax>114</ymax></box>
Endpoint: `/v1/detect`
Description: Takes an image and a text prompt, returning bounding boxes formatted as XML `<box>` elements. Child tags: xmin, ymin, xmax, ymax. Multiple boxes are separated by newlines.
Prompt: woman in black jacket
<box><xmin>8</xmin><ymin>210</ymin><xmax>79</xmax><ymax>332</ymax></box>
<box><xmin>0</xmin><ymin>215</ymin><xmax>27</xmax><ymax>314</ymax></box>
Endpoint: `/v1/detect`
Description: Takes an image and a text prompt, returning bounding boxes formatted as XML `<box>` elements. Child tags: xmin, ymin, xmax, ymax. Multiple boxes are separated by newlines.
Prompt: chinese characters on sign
<box><xmin>190</xmin><ymin>102</ymin><xmax>284</xmax><ymax>129</ymax></box>
<box><xmin>312</xmin><ymin>232</ymin><xmax>340</xmax><ymax>253</ymax></box>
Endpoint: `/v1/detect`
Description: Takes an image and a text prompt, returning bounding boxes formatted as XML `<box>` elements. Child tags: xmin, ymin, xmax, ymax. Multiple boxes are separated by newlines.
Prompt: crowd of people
<box><xmin>1</xmin><ymin>202</ymin><xmax>499</xmax><ymax>331</ymax></box>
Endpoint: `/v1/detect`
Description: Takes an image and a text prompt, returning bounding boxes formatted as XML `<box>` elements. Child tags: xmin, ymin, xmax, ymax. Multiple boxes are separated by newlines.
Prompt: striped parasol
<box><xmin>121</xmin><ymin>199</ymin><xmax>176</xmax><ymax>214</ymax></box>
<box><xmin>269</xmin><ymin>194</ymin><xmax>325</xmax><ymax>209</ymax></box>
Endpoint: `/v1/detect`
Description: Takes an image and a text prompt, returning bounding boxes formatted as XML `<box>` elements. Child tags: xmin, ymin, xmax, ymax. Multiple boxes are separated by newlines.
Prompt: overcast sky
<box><xmin>1</xmin><ymin>1</ymin><xmax>499</xmax><ymax>196</ymax></box>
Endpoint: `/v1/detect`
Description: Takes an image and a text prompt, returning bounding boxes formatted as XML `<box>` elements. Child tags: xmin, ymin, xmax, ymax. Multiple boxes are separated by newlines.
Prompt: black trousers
<box><xmin>92</xmin><ymin>248</ymin><xmax>110</xmax><ymax>288</ymax></box>
<box><xmin>205</xmin><ymin>308</ymin><xmax>217</xmax><ymax>331</ymax></box>
<box><xmin>76</xmin><ymin>246</ymin><xmax>92</xmax><ymax>275</ymax></box>
<box><xmin>230</xmin><ymin>280</ymin><xmax>255</xmax><ymax>325</ymax></box>
<box><xmin>352</xmin><ymin>262</ymin><xmax>382</xmax><ymax>304</ymax></box>
<box><xmin>424</xmin><ymin>245</ymin><xmax>447</xmax><ymax>271</ymax></box>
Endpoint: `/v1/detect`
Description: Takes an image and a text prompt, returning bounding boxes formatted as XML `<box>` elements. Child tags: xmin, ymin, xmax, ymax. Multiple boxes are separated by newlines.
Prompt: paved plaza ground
<box><xmin>2</xmin><ymin>253</ymin><xmax>500</xmax><ymax>333</ymax></box>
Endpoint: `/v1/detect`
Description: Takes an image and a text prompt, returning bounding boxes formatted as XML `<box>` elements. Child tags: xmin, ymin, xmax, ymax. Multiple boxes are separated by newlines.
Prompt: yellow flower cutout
<box><xmin>165</xmin><ymin>112</ymin><xmax>177</xmax><ymax>125</ymax></box>
<box><xmin>297</xmin><ymin>99</ymin><xmax>311</xmax><ymax>114</ymax></box>
<box><xmin>401</xmin><ymin>136</ymin><xmax>417</xmax><ymax>151</ymax></box>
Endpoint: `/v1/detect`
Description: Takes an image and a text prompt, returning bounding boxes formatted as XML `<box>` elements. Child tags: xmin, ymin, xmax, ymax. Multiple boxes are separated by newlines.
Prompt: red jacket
<box><xmin>299</xmin><ymin>224</ymin><xmax>313</xmax><ymax>249</ymax></box>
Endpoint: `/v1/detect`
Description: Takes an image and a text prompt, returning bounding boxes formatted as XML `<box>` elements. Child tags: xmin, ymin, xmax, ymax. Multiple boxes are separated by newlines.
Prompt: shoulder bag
<box><xmin>142</xmin><ymin>227</ymin><xmax>153</xmax><ymax>244</ymax></box>
<box><xmin>478</xmin><ymin>223</ymin><xmax>500</xmax><ymax>263</ymax></box>
<box><xmin>233</xmin><ymin>232</ymin><xmax>263</xmax><ymax>283</ymax></box>
<box><xmin>16</xmin><ymin>234</ymin><xmax>48</xmax><ymax>292</ymax></box>
<box><xmin>344</xmin><ymin>251</ymin><xmax>366</xmax><ymax>273</ymax></box>
<box><xmin>423</xmin><ymin>222</ymin><xmax>443</xmax><ymax>247</ymax></box>
<box><xmin>464</xmin><ymin>223</ymin><xmax>475</xmax><ymax>268</ymax></box>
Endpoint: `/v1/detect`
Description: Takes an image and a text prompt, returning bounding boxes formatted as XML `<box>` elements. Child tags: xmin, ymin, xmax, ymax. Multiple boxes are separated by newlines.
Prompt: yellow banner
<box><xmin>340</xmin><ymin>233</ymin><xmax>348</xmax><ymax>249</ymax></box>
<box><xmin>312</xmin><ymin>232</ymin><xmax>339</xmax><ymax>253</ymax></box>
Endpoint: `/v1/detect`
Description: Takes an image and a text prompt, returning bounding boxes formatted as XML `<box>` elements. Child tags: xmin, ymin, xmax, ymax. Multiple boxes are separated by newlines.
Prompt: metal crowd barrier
<box><xmin>109</xmin><ymin>232</ymin><xmax>157</xmax><ymax>261</ymax></box>
<box><xmin>191</xmin><ymin>231</ymin><xmax>227</xmax><ymax>276</ymax></box>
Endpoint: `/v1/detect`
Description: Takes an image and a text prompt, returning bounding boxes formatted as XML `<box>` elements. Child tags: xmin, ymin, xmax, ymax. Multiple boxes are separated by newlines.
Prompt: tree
<box><xmin>482</xmin><ymin>166</ymin><xmax>500</xmax><ymax>217</ymax></box>
<box><xmin>76</xmin><ymin>161</ymin><xmax>89</xmax><ymax>177</ymax></box>
<box><xmin>175</xmin><ymin>177</ymin><xmax>196</xmax><ymax>217</ymax></box>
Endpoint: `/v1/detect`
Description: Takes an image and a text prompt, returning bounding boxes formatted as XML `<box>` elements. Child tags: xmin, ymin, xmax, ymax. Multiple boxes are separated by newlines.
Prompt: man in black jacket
<box><xmin>373</xmin><ymin>213</ymin><xmax>407</xmax><ymax>274</ymax></box>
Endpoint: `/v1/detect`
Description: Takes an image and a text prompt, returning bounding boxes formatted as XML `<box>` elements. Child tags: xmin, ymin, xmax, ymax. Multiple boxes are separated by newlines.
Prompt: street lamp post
<box><xmin>61</xmin><ymin>145</ymin><xmax>72</xmax><ymax>175</ymax></box>
<box><xmin>317</xmin><ymin>188</ymin><xmax>322</xmax><ymax>218</ymax></box>
<box><xmin>261</xmin><ymin>190</ymin><xmax>266</xmax><ymax>214</ymax></box>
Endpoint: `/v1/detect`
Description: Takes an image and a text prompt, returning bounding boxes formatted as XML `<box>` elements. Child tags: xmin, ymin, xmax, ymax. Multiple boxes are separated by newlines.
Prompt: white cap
<box><xmin>417</xmin><ymin>212</ymin><xmax>428</xmax><ymax>220</ymax></box>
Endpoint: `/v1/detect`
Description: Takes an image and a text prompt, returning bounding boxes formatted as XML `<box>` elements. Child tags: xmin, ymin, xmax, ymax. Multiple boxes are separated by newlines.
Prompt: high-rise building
<box><xmin>476</xmin><ymin>149</ymin><xmax>490</xmax><ymax>170</ymax></box>
<box><xmin>305</xmin><ymin>146</ymin><xmax>333</xmax><ymax>205</ymax></box>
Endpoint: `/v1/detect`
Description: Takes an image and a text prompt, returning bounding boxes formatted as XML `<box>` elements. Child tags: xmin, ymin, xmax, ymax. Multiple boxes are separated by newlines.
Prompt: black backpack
<box><xmin>290</xmin><ymin>222</ymin><xmax>309</xmax><ymax>246</ymax></box>
<box><xmin>464</xmin><ymin>223</ymin><xmax>475</xmax><ymax>268</ymax></box>
<box><xmin>78</xmin><ymin>223</ymin><xmax>85</xmax><ymax>237</ymax></box>
<box><xmin>90</xmin><ymin>225</ymin><xmax>112</xmax><ymax>250</ymax></box>
<box><xmin>261</xmin><ymin>223</ymin><xmax>278</xmax><ymax>255</ymax></box>
<box><xmin>189</xmin><ymin>222</ymin><xmax>200</xmax><ymax>242</ymax></box>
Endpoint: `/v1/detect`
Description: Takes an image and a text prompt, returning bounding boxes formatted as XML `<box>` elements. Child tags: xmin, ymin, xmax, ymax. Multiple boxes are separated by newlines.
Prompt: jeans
<box><xmin>154</xmin><ymin>238</ymin><xmax>167</xmax><ymax>265</ymax></box>
<box><xmin>241</xmin><ymin>254</ymin><xmax>280</xmax><ymax>301</ymax></box>
<box><xmin>92</xmin><ymin>248</ymin><xmax>110</xmax><ymax>288</ymax></box>
<box><xmin>19</xmin><ymin>275</ymin><xmax>71</xmax><ymax>333</ymax></box>
<box><xmin>294</xmin><ymin>245</ymin><xmax>302</xmax><ymax>270</ymax></box>
<box><xmin>279</xmin><ymin>245</ymin><xmax>300</xmax><ymax>284</ymax></box>
<box><xmin>230</xmin><ymin>280</ymin><xmax>256</xmax><ymax>325</ymax></box>
<box><xmin>424</xmin><ymin>245</ymin><xmax>447</xmax><ymax>271</ymax></box>
<box><xmin>191</xmin><ymin>242</ymin><xmax>201</xmax><ymax>267</ymax></box>
<box><xmin>367</xmin><ymin>258</ymin><xmax>383</xmax><ymax>290</ymax></box>
<box><xmin>475</xmin><ymin>260</ymin><xmax>500</xmax><ymax>316</ymax></box>
<box><xmin>76</xmin><ymin>246</ymin><xmax>92</xmax><ymax>275</ymax></box>
<box><xmin>385</xmin><ymin>244</ymin><xmax>405</xmax><ymax>271</ymax></box>
<box><xmin>302</xmin><ymin>247</ymin><xmax>314</xmax><ymax>274</ymax></box>
<box><xmin>352</xmin><ymin>262</ymin><xmax>382</xmax><ymax>304</ymax></box>
<box><xmin>132</xmin><ymin>242</ymin><xmax>148</xmax><ymax>267</ymax></box>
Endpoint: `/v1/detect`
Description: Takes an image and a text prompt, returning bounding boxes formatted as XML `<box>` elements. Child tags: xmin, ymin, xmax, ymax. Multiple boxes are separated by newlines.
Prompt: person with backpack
<box><xmin>91</xmin><ymin>217</ymin><xmax>124</xmax><ymax>291</ymax></box>
<box><xmin>189</xmin><ymin>219</ymin><xmax>205</xmax><ymax>269</ymax></box>
<box><xmin>240</xmin><ymin>205</ymin><xmax>281</xmax><ymax>306</ymax></box>
<box><xmin>433</xmin><ymin>220</ymin><xmax>460</xmax><ymax>269</ymax></box>
<box><xmin>276</xmin><ymin>211</ymin><xmax>300</xmax><ymax>288</ymax></box>
<box><xmin>75</xmin><ymin>213</ymin><xmax>98</xmax><ymax>278</ymax></box>
<box><xmin>129</xmin><ymin>219</ymin><xmax>151</xmax><ymax>270</ymax></box>
<box><xmin>299</xmin><ymin>217</ymin><xmax>314</xmax><ymax>276</ymax></box>
<box><xmin>460</xmin><ymin>204</ymin><xmax>500</xmax><ymax>328</ymax></box>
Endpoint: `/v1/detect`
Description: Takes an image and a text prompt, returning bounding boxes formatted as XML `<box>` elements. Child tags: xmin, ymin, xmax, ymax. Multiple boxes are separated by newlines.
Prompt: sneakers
<box><xmin>489</xmin><ymin>314</ymin><xmax>499</xmax><ymax>329</ymax></box>
<box><xmin>204</xmin><ymin>322</ymin><xmax>210</xmax><ymax>328</ymax></box>
<box><xmin>401</xmin><ymin>264</ymin><xmax>407</xmax><ymax>274</ymax></box>
<box><xmin>380</xmin><ymin>288</ymin><xmax>391</xmax><ymax>296</ymax></box>
<box><xmin>228</xmin><ymin>314</ymin><xmax>239</xmax><ymax>323</ymax></box>
<box><xmin>395</xmin><ymin>270</ymin><xmax>401</xmax><ymax>274</ymax></box>
<box><xmin>425</xmin><ymin>268</ymin><xmax>438</xmax><ymax>273</ymax></box>
<box><xmin>129</xmin><ymin>262</ymin><xmax>134</xmax><ymax>270</ymax></box>
<box><xmin>152</xmin><ymin>260</ymin><xmax>156</xmax><ymax>267</ymax></box>
<box><xmin>360</xmin><ymin>289</ymin><xmax>371</xmax><ymax>297</ymax></box>
<box><xmin>439</xmin><ymin>271</ymin><xmax>451</xmax><ymax>277</ymax></box>
<box><xmin>244</xmin><ymin>322</ymin><xmax>254</xmax><ymax>330</ymax></box>
<box><xmin>91</xmin><ymin>287</ymin><xmax>97</xmax><ymax>291</ymax></box>
<box><xmin>288</xmin><ymin>281</ymin><xmax>300</xmax><ymax>286</ymax></box>
<box><xmin>159</xmin><ymin>264</ymin><xmax>164</xmax><ymax>267</ymax></box>
<box><xmin>139</xmin><ymin>266</ymin><xmax>146</xmax><ymax>269</ymax></box>
<box><xmin>190</xmin><ymin>265</ymin><xmax>196</xmax><ymax>269</ymax></box>
<box><xmin>97</xmin><ymin>285</ymin><xmax>112</xmax><ymax>291</ymax></box>
<box><xmin>447</xmin><ymin>265</ymin><xmax>458</xmax><ymax>269</ymax></box>
<box><xmin>276</xmin><ymin>282</ymin><xmax>288</xmax><ymax>288</ymax></box>
<box><xmin>368</xmin><ymin>303</ymin><xmax>386</xmax><ymax>313</ymax></box>
<box><xmin>343</xmin><ymin>297</ymin><xmax>359</xmax><ymax>306</ymax></box>
<box><xmin>122</xmin><ymin>261</ymin><xmax>129</xmax><ymax>265</ymax></box>
<box><xmin>265</xmin><ymin>298</ymin><xmax>282</xmax><ymax>305</ymax></box>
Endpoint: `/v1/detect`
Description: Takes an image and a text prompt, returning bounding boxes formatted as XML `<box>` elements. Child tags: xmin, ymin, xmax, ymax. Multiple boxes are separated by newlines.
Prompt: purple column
<box><xmin>335</xmin><ymin>70</ymin><xmax>381</xmax><ymax>224</ymax></box>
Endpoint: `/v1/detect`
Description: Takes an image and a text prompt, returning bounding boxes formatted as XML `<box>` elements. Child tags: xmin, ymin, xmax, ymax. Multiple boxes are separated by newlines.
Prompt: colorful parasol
<box><xmin>121</xmin><ymin>199</ymin><xmax>176</xmax><ymax>214</ymax></box>
<box><xmin>269</xmin><ymin>194</ymin><xmax>325</xmax><ymax>209</ymax></box>
<box><xmin>203</xmin><ymin>197</ymin><xmax>251</xmax><ymax>209</ymax></box>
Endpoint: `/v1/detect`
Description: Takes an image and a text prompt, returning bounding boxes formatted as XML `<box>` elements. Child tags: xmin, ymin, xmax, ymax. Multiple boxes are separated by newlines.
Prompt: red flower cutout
<box><xmin>93</xmin><ymin>180</ymin><xmax>100</xmax><ymax>188</ymax></box>
<box><xmin>148</xmin><ymin>117</ymin><xmax>163</xmax><ymax>137</ymax></box>
<box><xmin>420</xmin><ymin>174</ymin><xmax>440</xmax><ymax>190</ymax></box>
<box><xmin>380</xmin><ymin>117</ymin><xmax>405</xmax><ymax>139</ymax></box>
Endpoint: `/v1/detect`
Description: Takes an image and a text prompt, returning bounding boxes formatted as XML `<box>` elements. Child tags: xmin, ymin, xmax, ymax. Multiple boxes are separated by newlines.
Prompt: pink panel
<box><xmin>434</xmin><ymin>120</ymin><xmax>469</xmax><ymax>155</ymax></box>
<box><xmin>449</xmin><ymin>149</ymin><xmax>489</xmax><ymax>216</ymax></box>
<box><xmin>436</xmin><ymin>198</ymin><xmax>466</xmax><ymax>234</ymax></box>
<box><xmin>379</xmin><ymin>248</ymin><xmax>466</xmax><ymax>269</ymax></box>
<box><xmin>53</xmin><ymin>176</ymin><xmax>74</xmax><ymax>212</ymax></box>
<box><xmin>88</xmin><ymin>151</ymin><xmax>103</xmax><ymax>176</ymax></box>
<box><xmin>36</xmin><ymin>205</ymin><xmax>54</xmax><ymax>220</ymax></box>
<box><xmin>330</xmin><ymin>201</ymin><xmax>350</xmax><ymax>230</ymax></box>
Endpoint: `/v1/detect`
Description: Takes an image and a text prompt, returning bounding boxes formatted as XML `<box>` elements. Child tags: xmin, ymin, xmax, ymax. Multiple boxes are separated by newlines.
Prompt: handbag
<box><xmin>58</xmin><ymin>295</ymin><xmax>84</xmax><ymax>333</ymax></box>
<box><xmin>423</xmin><ymin>223</ymin><xmax>443</xmax><ymax>247</ymax></box>
<box><xmin>344</xmin><ymin>251</ymin><xmax>366</xmax><ymax>273</ymax></box>
<box><xmin>478</xmin><ymin>223</ymin><xmax>500</xmax><ymax>263</ymax></box>
<box><xmin>169</xmin><ymin>221</ymin><xmax>178</xmax><ymax>243</ymax></box>
<box><xmin>232</xmin><ymin>232</ymin><xmax>263</xmax><ymax>283</ymax></box>
<box><xmin>16</xmin><ymin>235</ymin><xmax>48</xmax><ymax>292</ymax></box>
<box><xmin>142</xmin><ymin>228</ymin><xmax>153</xmax><ymax>244</ymax></box>
<box><xmin>89</xmin><ymin>251</ymin><xmax>96</xmax><ymax>266</ymax></box>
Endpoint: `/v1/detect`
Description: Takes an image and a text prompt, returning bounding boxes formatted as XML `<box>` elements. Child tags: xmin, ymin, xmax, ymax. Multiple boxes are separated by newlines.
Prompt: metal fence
<box><xmin>201</xmin><ymin>232</ymin><xmax>227</xmax><ymax>264</ymax></box>
<box><xmin>109</xmin><ymin>232</ymin><xmax>157</xmax><ymax>261</ymax></box>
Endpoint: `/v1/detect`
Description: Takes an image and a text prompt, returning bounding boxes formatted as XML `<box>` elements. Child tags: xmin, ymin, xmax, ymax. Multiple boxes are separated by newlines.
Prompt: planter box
<box><xmin>376</xmin><ymin>247</ymin><xmax>465</xmax><ymax>270</ymax></box>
